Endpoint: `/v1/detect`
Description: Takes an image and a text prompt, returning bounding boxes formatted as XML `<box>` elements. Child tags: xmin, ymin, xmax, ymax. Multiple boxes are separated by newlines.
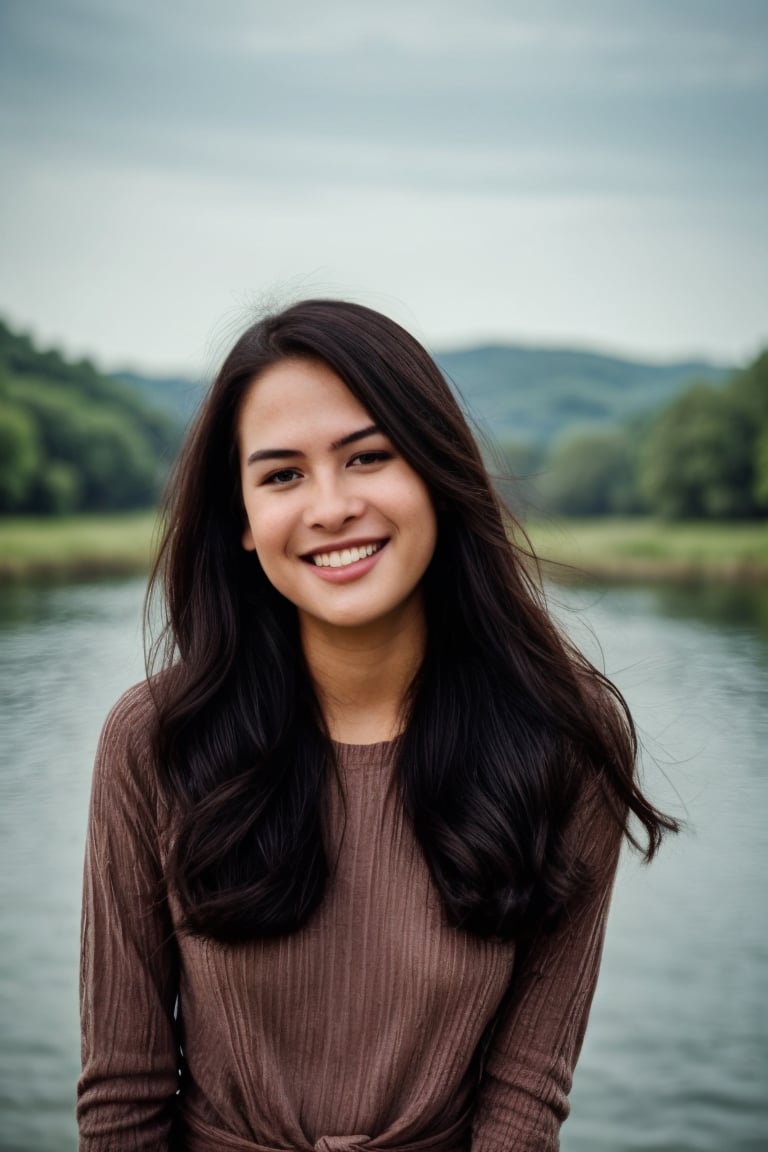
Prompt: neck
<box><xmin>299</xmin><ymin>597</ymin><xmax>426</xmax><ymax>745</ymax></box>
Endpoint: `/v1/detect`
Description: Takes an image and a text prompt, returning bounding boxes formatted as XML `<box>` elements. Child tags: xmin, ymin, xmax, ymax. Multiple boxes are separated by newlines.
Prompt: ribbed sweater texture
<box><xmin>79</xmin><ymin>682</ymin><xmax>620</xmax><ymax>1152</ymax></box>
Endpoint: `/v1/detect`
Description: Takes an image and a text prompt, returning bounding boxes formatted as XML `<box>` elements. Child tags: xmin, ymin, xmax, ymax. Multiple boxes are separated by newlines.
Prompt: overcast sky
<box><xmin>1</xmin><ymin>0</ymin><xmax>766</xmax><ymax>373</ymax></box>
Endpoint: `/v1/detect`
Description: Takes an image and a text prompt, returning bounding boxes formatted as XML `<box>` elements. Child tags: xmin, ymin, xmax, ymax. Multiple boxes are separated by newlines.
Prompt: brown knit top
<box><xmin>78</xmin><ymin>682</ymin><xmax>620</xmax><ymax>1152</ymax></box>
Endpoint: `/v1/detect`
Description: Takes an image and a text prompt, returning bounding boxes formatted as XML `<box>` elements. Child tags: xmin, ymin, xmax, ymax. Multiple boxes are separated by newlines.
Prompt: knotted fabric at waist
<box><xmin>183</xmin><ymin>1106</ymin><xmax>471</xmax><ymax>1152</ymax></box>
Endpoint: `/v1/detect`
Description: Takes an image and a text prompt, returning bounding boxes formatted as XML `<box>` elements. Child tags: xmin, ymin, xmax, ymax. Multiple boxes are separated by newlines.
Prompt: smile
<box><xmin>305</xmin><ymin>541</ymin><xmax>386</xmax><ymax>568</ymax></box>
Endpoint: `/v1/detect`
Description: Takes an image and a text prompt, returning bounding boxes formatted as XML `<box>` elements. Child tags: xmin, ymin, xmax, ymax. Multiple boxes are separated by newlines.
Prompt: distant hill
<box><xmin>435</xmin><ymin>345</ymin><xmax>730</xmax><ymax>445</ymax></box>
<box><xmin>115</xmin><ymin>345</ymin><xmax>731</xmax><ymax>448</ymax></box>
<box><xmin>113</xmin><ymin>371</ymin><xmax>206</xmax><ymax>426</ymax></box>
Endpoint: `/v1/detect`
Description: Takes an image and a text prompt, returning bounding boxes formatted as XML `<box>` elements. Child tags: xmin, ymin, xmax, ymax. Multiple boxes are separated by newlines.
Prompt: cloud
<box><xmin>3</xmin><ymin>0</ymin><xmax>766</xmax><ymax>194</ymax></box>
<box><xmin>0</xmin><ymin>0</ymin><xmax>766</xmax><ymax>367</ymax></box>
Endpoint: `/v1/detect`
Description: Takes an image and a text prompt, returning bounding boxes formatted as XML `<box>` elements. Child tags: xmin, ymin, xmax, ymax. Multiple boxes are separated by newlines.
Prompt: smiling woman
<box><xmin>238</xmin><ymin>358</ymin><xmax>437</xmax><ymax>711</ymax></box>
<box><xmin>77</xmin><ymin>299</ymin><xmax>677</xmax><ymax>1152</ymax></box>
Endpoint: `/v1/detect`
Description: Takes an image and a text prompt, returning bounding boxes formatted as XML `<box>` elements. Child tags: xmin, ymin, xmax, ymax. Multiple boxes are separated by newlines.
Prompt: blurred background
<box><xmin>0</xmin><ymin>2</ymin><xmax>766</xmax><ymax>1150</ymax></box>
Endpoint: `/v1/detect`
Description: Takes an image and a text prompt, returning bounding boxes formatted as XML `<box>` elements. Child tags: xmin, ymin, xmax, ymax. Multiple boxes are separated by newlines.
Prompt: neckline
<box><xmin>331</xmin><ymin>735</ymin><xmax>401</xmax><ymax>750</ymax></box>
<box><xmin>331</xmin><ymin>733</ymin><xmax>403</xmax><ymax>766</ymax></box>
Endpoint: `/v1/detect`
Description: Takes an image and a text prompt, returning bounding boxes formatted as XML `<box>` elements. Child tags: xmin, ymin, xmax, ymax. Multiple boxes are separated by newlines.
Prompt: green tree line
<box><xmin>0</xmin><ymin>320</ymin><xmax>181</xmax><ymax>514</ymax></box>
<box><xmin>499</xmin><ymin>349</ymin><xmax>768</xmax><ymax>520</ymax></box>
<box><xmin>2</xmin><ymin>315</ymin><xmax>764</xmax><ymax>522</ymax></box>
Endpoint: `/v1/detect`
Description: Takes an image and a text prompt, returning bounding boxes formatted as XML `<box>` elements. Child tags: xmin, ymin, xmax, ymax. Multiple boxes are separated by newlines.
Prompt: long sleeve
<box><xmin>471</xmin><ymin>777</ymin><xmax>622</xmax><ymax>1152</ymax></box>
<box><xmin>78</xmin><ymin>683</ymin><xmax>181</xmax><ymax>1151</ymax></box>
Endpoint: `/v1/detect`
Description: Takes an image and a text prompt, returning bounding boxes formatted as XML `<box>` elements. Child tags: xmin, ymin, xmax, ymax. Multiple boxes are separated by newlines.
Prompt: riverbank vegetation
<box><xmin>529</xmin><ymin>518</ymin><xmax>768</xmax><ymax>584</ymax></box>
<box><xmin>2</xmin><ymin>512</ymin><xmax>766</xmax><ymax>584</ymax></box>
<box><xmin>0</xmin><ymin>512</ymin><xmax>159</xmax><ymax>580</ymax></box>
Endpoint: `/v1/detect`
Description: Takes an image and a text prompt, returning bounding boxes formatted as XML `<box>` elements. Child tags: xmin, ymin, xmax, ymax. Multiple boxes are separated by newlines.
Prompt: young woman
<box><xmin>78</xmin><ymin>299</ymin><xmax>676</xmax><ymax>1151</ymax></box>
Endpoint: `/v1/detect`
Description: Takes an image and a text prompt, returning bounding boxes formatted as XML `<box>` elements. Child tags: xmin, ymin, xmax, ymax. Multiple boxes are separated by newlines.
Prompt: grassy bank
<box><xmin>0</xmin><ymin>512</ymin><xmax>766</xmax><ymax>583</ymax></box>
<box><xmin>528</xmin><ymin>517</ymin><xmax>768</xmax><ymax>584</ymax></box>
<box><xmin>0</xmin><ymin>511</ymin><xmax>159</xmax><ymax>581</ymax></box>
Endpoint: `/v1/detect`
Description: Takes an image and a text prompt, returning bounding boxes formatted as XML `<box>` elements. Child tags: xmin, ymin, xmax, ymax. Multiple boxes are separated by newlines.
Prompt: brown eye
<box><xmin>263</xmin><ymin>468</ymin><xmax>301</xmax><ymax>486</ymax></box>
<box><xmin>350</xmin><ymin>451</ymin><xmax>392</xmax><ymax>466</ymax></box>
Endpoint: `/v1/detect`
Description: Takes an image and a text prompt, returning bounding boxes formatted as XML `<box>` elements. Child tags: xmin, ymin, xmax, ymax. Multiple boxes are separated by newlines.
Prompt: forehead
<box><xmin>238</xmin><ymin>358</ymin><xmax>373</xmax><ymax>444</ymax></box>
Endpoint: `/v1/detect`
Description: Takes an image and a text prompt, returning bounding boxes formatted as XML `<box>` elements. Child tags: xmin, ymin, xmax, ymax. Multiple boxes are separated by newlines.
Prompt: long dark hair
<box><xmin>147</xmin><ymin>298</ymin><xmax>677</xmax><ymax>942</ymax></box>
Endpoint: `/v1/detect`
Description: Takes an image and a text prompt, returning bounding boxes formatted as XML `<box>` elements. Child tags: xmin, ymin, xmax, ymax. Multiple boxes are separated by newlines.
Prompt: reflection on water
<box><xmin>651</xmin><ymin>582</ymin><xmax>768</xmax><ymax>647</ymax></box>
<box><xmin>0</xmin><ymin>578</ymin><xmax>766</xmax><ymax>1152</ymax></box>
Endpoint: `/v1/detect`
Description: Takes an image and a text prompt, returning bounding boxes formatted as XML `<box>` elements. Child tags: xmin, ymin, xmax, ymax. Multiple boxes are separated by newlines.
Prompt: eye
<box><xmin>262</xmin><ymin>467</ymin><xmax>302</xmax><ymax>486</ymax></box>
<box><xmin>349</xmin><ymin>450</ymin><xmax>393</xmax><ymax>467</ymax></box>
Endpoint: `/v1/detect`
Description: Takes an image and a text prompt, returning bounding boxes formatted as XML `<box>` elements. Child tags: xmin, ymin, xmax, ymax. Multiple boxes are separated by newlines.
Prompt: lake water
<box><xmin>0</xmin><ymin>577</ymin><xmax>766</xmax><ymax>1151</ymax></box>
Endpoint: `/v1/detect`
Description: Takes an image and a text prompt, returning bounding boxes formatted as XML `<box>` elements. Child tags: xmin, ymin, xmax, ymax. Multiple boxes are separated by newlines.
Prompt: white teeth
<box><xmin>310</xmin><ymin>542</ymin><xmax>382</xmax><ymax>568</ymax></box>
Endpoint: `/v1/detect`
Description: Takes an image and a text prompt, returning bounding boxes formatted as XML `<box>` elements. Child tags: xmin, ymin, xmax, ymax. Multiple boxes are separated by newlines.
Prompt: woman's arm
<box><xmin>78</xmin><ymin>684</ymin><xmax>181</xmax><ymax>1151</ymax></box>
<box><xmin>472</xmin><ymin>777</ymin><xmax>623</xmax><ymax>1152</ymax></box>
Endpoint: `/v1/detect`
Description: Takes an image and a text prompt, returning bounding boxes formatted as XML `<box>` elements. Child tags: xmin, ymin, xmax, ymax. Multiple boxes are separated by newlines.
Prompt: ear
<box><xmin>242</xmin><ymin>525</ymin><xmax>256</xmax><ymax>552</ymax></box>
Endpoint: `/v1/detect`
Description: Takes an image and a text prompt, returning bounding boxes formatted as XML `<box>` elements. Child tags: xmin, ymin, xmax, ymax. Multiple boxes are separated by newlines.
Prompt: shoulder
<box><xmin>98</xmin><ymin>678</ymin><xmax>159</xmax><ymax>759</ymax></box>
<box><xmin>100</xmin><ymin>677</ymin><xmax>159</xmax><ymax>736</ymax></box>
<box><xmin>93</xmin><ymin>678</ymin><xmax>162</xmax><ymax>804</ymax></box>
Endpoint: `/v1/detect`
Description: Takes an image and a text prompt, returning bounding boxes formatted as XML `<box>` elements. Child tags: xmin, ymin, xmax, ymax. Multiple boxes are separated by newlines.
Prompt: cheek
<box><xmin>241</xmin><ymin>498</ymin><xmax>287</xmax><ymax>558</ymax></box>
<box><xmin>401</xmin><ymin>485</ymin><xmax>438</xmax><ymax>561</ymax></box>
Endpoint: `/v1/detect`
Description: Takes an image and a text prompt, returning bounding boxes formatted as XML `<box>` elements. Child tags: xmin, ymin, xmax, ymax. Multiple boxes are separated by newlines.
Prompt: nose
<box><xmin>302</xmin><ymin>474</ymin><xmax>366</xmax><ymax>532</ymax></box>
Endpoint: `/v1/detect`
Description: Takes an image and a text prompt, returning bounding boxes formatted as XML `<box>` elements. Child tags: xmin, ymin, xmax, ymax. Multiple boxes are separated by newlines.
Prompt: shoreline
<box><xmin>527</xmin><ymin>517</ymin><xmax>768</xmax><ymax>585</ymax></box>
<box><xmin>0</xmin><ymin>512</ymin><xmax>159</xmax><ymax>583</ymax></box>
<box><xmin>1</xmin><ymin>513</ymin><xmax>767</xmax><ymax>585</ymax></box>
<box><xmin>538</xmin><ymin>556</ymin><xmax>768</xmax><ymax>585</ymax></box>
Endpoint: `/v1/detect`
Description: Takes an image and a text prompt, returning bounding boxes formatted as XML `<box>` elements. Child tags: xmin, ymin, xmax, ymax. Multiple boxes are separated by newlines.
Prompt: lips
<box><xmin>302</xmin><ymin>539</ymin><xmax>387</xmax><ymax>569</ymax></box>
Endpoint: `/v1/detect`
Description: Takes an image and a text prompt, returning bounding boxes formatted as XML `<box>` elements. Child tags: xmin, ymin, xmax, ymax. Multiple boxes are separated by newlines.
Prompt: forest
<box><xmin>505</xmin><ymin>349</ymin><xmax>768</xmax><ymax>519</ymax></box>
<box><xmin>0</xmin><ymin>316</ymin><xmax>765</xmax><ymax>520</ymax></box>
<box><xmin>0</xmin><ymin>320</ymin><xmax>180</xmax><ymax>514</ymax></box>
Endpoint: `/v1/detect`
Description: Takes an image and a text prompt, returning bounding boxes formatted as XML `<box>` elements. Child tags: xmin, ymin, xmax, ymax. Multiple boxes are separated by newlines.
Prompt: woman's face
<box><xmin>238</xmin><ymin>357</ymin><xmax>438</xmax><ymax>640</ymax></box>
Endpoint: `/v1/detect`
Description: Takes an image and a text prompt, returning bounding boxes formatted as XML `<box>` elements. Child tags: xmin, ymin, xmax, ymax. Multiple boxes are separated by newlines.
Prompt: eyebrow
<box><xmin>331</xmin><ymin>424</ymin><xmax>381</xmax><ymax>451</ymax></box>
<box><xmin>246</xmin><ymin>424</ymin><xmax>381</xmax><ymax>466</ymax></box>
